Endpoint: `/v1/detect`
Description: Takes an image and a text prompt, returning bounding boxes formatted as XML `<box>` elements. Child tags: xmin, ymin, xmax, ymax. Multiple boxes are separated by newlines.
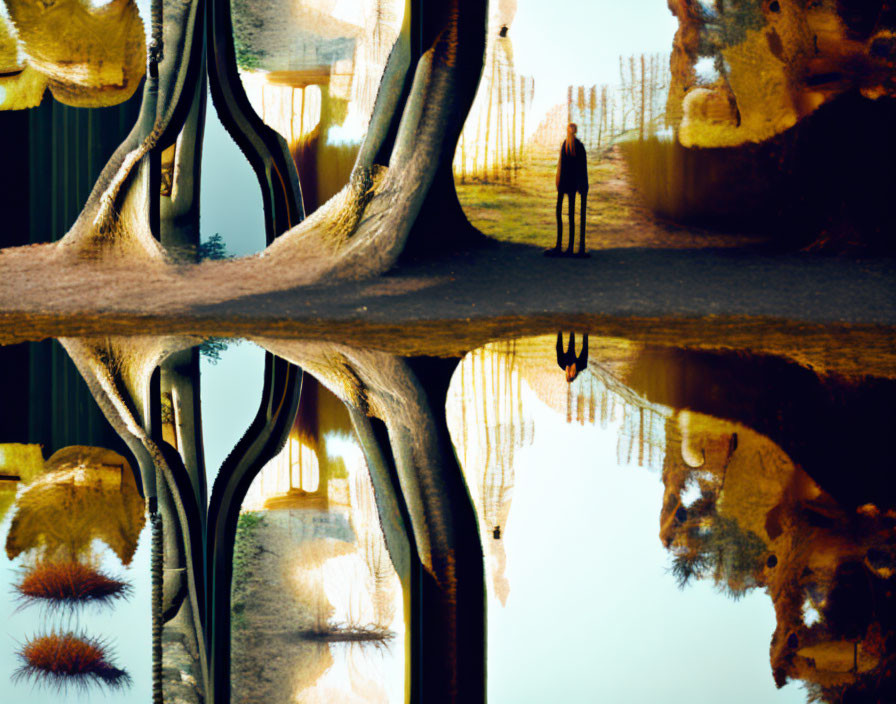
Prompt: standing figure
<box><xmin>546</xmin><ymin>123</ymin><xmax>589</xmax><ymax>257</ymax></box>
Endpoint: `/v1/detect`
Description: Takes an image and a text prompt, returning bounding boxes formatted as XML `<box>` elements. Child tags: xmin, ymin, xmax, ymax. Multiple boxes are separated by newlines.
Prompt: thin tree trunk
<box><xmin>600</xmin><ymin>85</ymin><xmax>608</xmax><ymax>151</ymax></box>
<box><xmin>519</xmin><ymin>76</ymin><xmax>526</xmax><ymax>163</ymax></box>
<box><xmin>619</xmin><ymin>56</ymin><xmax>627</xmax><ymax>132</ymax></box>
<box><xmin>510</xmin><ymin>61</ymin><xmax>518</xmax><ymax>176</ymax></box>
<box><xmin>483</xmin><ymin>41</ymin><xmax>495</xmax><ymax>182</ymax></box>
<box><xmin>567</xmin><ymin>84</ymin><xmax>572</xmax><ymax>126</ymax></box>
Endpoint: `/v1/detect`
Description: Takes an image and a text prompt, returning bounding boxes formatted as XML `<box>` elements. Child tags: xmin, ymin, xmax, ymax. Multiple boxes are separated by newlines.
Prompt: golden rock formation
<box><xmin>669</xmin><ymin>0</ymin><xmax>896</xmax><ymax>147</ymax></box>
<box><xmin>5</xmin><ymin>445</ymin><xmax>145</xmax><ymax>565</ymax></box>
<box><xmin>1</xmin><ymin>0</ymin><xmax>145</xmax><ymax>109</ymax></box>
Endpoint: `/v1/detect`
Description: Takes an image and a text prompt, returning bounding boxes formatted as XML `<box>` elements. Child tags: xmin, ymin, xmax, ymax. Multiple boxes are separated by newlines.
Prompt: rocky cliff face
<box><xmin>667</xmin><ymin>0</ymin><xmax>896</xmax><ymax>148</ymax></box>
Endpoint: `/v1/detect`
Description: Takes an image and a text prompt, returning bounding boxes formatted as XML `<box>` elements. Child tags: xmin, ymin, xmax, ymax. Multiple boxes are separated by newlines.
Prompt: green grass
<box><xmin>231</xmin><ymin>512</ymin><xmax>265</xmax><ymax>631</ymax></box>
<box><xmin>456</xmin><ymin>146</ymin><xmax>635</xmax><ymax>248</ymax></box>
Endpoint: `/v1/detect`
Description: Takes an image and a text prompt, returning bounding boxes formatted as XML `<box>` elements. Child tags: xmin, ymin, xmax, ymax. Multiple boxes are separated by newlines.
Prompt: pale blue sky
<box><xmin>200</xmin><ymin>100</ymin><xmax>267</xmax><ymax>257</ymax></box>
<box><xmin>512</xmin><ymin>0</ymin><xmax>679</xmax><ymax>132</ymax></box>
<box><xmin>0</xmin><ymin>519</ymin><xmax>151</xmax><ymax>703</ymax></box>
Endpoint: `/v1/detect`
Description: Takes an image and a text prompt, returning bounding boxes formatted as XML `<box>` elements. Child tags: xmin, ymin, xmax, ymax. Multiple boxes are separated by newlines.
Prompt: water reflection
<box><xmin>1</xmin><ymin>442</ymin><xmax>148</xmax><ymax>698</ymax></box>
<box><xmin>232</xmin><ymin>376</ymin><xmax>405</xmax><ymax>703</ymax></box>
<box><xmin>447</xmin><ymin>334</ymin><xmax>895</xmax><ymax>703</ymax></box>
<box><xmin>4</xmin><ymin>331</ymin><xmax>893</xmax><ymax>703</ymax></box>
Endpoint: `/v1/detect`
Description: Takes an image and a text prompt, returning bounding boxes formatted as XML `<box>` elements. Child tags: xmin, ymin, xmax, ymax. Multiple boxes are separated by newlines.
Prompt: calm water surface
<box><xmin>1</xmin><ymin>333</ymin><xmax>893</xmax><ymax>703</ymax></box>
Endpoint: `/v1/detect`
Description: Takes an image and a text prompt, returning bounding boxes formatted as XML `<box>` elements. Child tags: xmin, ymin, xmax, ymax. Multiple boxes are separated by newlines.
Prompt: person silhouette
<box><xmin>545</xmin><ymin>123</ymin><xmax>589</xmax><ymax>257</ymax></box>
<box><xmin>556</xmin><ymin>332</ymin><xmax>589</xmax><ymax>382</ymax></box>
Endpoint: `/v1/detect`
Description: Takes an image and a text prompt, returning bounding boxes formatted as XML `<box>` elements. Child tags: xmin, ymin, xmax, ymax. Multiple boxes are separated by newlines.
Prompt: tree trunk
<box><xmin>55</xmin><ymin>0</ymin><xmax>206</xmax><ymax>261</ymax></box>
<box><xmin>264</xmin><ymin>0</ymin><xmax>489</xmax><ymax>272</ymax></box>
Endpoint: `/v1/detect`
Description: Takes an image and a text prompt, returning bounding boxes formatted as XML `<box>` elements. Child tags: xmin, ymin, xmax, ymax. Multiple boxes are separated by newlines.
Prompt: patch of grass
<box><xmin>619</xmin><ymin>136</ymin><xmax>778</xmax><ymax>230</ymax></box>
<box><xmin>231</xmin><ymin>512</ymin><xmax>265</xmax><ymax>631</ymax></box>
<box><xmin>456</xmin><ymin>146</ymin><xmax>636</xmax><ymax>248</ymax></box>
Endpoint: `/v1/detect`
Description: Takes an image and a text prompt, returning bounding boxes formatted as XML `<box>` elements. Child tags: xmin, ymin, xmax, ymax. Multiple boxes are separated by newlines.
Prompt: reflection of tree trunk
<box><xmin>58</xmin><ymin>336</ymin><xmax>210</xmax><ymax>691</ymax></box>
<box><xmin>257</xmin><ymin>340</ymin><xmax>486</xmax><ymax>704</ymax></box>
<box><xmin>161</xmin><ymin>348</ymin><xmax>207</xmax><ymax>514</ymax></box>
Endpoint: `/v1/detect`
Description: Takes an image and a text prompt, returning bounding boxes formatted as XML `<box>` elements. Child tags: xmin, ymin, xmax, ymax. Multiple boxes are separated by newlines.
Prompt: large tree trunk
<box><xmin>49</xmin><ymin>0</ymin><xmax>489</xmax><ymax>277</ymax></box>
<box><xmin>261</xmin><ymin>0</ymin><xmax>488</xmax><ymax>275</ymax></box>
<box><xmin>53</xmin><ymin>0</ymin><xmax>206</xmax><ymax>261</ymax></box>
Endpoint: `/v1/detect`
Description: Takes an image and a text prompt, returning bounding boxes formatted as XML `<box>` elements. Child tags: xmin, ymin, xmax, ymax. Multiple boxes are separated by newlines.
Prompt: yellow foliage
<box><xmin>0</xmin><ymin>443</ymin><xmax>46</xmax><ymax>483</ymax></box>
<box><xmin>3</xmin><ymin>0</ymin><xmax>146</xmax><ymax>108</ymax></box>
<box><xmin>680</xmin><ymin>27</ymin><xmax>800</xmax><ymax>148</ymax></box>
<box><xmin>5</xmin><ymin>446</ymin><xmax>145</xmax><ymax>565</ymax></box>
<box><xmin>0</xmin><ymin>16</ymin><xmax>47</xmax><ymax>109</ymax></box>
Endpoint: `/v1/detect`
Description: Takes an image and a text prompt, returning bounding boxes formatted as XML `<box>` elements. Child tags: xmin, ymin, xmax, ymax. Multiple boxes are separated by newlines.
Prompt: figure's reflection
<box><xmin>556</xmin><ymin>332</ymin><xmax>588</xmax><ymax>383</ymax></box>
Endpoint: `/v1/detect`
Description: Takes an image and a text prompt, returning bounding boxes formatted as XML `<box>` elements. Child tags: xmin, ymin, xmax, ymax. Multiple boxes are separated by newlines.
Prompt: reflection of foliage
<box><xmin>6</xmin><ymin>447</ymin><xmax>145</xmax><ymax>565</ymax></box>
<box><xmin>670</xmin><ymin>514</ymin><xmax>766</xmax><ymax>599</ymax></box>
<box><xmin>160</xmin><ymin>392</ymin><xmax>174</xmax><ymax>423</ymax></box>
<box><xmin>231</xmin><ymin>512</ymin><xmax>265</xmax><ymax>631</ymax></box>
<box><xmin>198</xmin><ymin>337</ymin><xmax>234</xmax><ymax>364</ymax></box>
<box><xmin>15</xmin><ymin>632</ymin><xmax>130</xmax><ymax>690</ymax></box>
<box><xmin>231</xmin><ymin>0</ymin><xmax>264</xmax><ymax>70</ymax></box>
<box><xmin>198</xmin><ymin>233</ymin><xmax>230</xmax><ymax>260</ymax></box>
<box><xmin>16</xmin><ymin>561</ymin><xmax>131</xmax><ymax>611</ymax></box>
<box><xmin>671</xmin><ymin>549</ymin><xmax>712</xmax><ymax>590</ymax></box>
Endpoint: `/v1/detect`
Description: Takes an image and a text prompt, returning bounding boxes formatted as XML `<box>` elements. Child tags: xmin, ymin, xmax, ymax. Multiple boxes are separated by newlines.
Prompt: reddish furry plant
<box><xmin>15</xmin><ymin>632</ymin><xmax>131</xmax><ymax>690</ymax></box>
<box><xmin>16</xmin><ymin>561</ymin><xmax>131</xmax><ymax>610</ymax></box>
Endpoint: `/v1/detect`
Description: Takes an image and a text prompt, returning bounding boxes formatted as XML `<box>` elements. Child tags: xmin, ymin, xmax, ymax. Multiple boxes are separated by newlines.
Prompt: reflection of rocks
<box><xmin>0</xmin><ymin>443</ymin><xmax>45</xmax><ymax>522</ymax></box>
<box><xmin>610</xmin><ymin>343</ymin><xmax>896</xmax><ymax>700</ymax></box>
<box><xmin>5</xmin><ymin>446</ymin><xmax>145</xmax><ymax>564</ymax></box>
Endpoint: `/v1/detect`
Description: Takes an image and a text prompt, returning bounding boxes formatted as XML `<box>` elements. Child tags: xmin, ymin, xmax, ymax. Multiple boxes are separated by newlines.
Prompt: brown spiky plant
<box><xmin>16</xmin><ymin>561</ymin><xmax>131</xmax><ymax>611</ymax></box>
<box><xmin>15</xmin><ymin>631</ymin><xmax>131</xmax><ymax>691</ymax></box>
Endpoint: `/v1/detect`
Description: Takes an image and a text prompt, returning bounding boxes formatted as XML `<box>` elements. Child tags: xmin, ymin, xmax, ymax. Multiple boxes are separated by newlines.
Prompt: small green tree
<box><xmin>198</xmin><ymin>233</ymin><xmax>230</xmax><ymax>260</ymax></box>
